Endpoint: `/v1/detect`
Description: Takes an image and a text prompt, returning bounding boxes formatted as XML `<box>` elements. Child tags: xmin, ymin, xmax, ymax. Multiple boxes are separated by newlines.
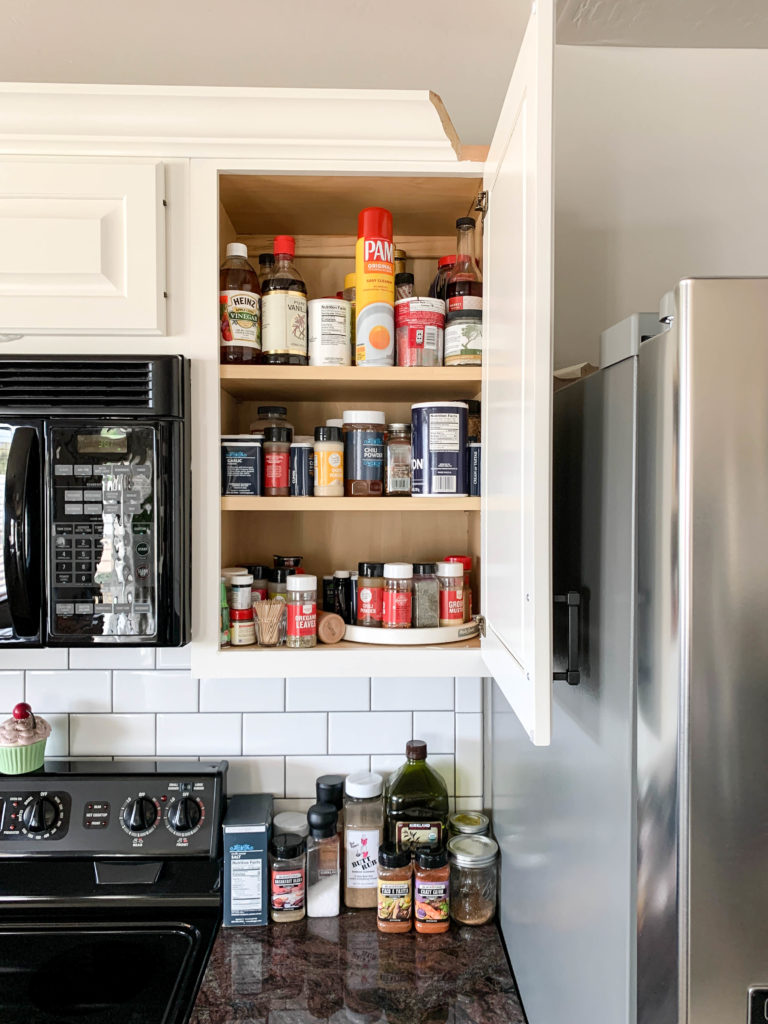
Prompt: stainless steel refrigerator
<box><xmin>491</xmin><ymin>278</ymin><xmax>768</xmax><ymax>1024</ymax></box>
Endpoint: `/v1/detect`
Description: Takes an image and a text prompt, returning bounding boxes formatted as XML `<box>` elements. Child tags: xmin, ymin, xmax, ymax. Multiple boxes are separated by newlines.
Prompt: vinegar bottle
<box><xmin>220</xmin><ymin>242</ymin><xmax>261</xmax><ymax>365</ymax></box>
<box><xmin>444</xmin><ymin>218</ymin><xmax>482</xmax><ymax>366</ymax></box>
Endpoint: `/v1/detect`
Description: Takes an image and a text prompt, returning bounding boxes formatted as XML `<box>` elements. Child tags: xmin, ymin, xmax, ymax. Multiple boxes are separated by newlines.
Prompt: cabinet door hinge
<box><xmin>474</xmin><ymin>190</ymin><xmax>489</xmax><ymax>221</ymax></box>
<box><xmin>475</xmin><ymin>614</ymin><xmax>486</xmax><ymax>638</ymax></box>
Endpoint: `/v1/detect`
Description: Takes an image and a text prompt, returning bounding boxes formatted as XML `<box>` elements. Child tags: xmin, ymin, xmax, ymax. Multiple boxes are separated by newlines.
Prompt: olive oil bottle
<box><xmin>385</xmin><ymin>740</ymin><xmax>449</xmax><ymax>852</ymax></box>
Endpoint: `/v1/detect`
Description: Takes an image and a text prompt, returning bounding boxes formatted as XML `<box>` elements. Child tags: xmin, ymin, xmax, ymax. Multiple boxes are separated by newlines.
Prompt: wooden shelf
<box><xmin>221</xmin><ymin>496</ymin><xmax>480</xmax><ymax>512</ymax></box>
<box><xmin>220</xmin><ymin>365</ymin><xmax>482</xmax><ymax>402</ymax></box>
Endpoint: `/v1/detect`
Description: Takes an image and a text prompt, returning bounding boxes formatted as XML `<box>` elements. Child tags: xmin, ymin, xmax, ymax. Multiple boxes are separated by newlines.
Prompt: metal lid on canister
<box><xmin>449</xmin><ymin>811</ymin><xmax>490</xmax><ymax>836</ymax></box>
<box><xmin>447</xmin><ymin>833</ymin><xmax>499</xmax><ymax>867</ymax></box>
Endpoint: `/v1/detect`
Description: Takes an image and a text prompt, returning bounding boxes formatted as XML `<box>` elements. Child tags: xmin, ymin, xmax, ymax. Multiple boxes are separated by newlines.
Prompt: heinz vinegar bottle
<box><xmin>220</xmin><ymin>243</ymin><xmax>261</xmax><ymax>365</ymax></box>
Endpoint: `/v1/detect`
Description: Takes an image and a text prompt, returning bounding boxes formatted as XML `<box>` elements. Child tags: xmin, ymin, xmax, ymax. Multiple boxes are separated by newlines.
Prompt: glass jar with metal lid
<box><xmin>447</xmin><ymin>834</ymin><xmax>498</xmax><ymax>926</ymax></box>
<box><xmin>385</xmin><ymin>423</ymin><xmax>411</xmax><ymax>496</ymax></box>
<box><xmin>448</xmin><ymin>811</ymin><xmax>490</xmax><ymax>838</ymax></box>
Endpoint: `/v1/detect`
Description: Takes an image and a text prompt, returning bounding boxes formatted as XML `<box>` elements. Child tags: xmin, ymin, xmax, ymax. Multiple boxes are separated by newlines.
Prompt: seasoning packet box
<box><xmin>223</xmin><ymin>794</ymin><xmax>273</xmax><ymax>927</ymax></box>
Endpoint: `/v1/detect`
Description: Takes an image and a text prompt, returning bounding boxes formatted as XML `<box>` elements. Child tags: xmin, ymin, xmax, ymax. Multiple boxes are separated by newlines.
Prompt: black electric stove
<box><xmin>0</xmin><ymin>760</ymin><xmax>227</xmax><ymax>1024</ymax></box>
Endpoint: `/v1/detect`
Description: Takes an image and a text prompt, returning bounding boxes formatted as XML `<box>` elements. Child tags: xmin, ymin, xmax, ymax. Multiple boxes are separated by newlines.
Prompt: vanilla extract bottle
<box><xmin>261</xmin><ymin>235</ymin><xmax>308</xmax><ymax>365</ymax></box>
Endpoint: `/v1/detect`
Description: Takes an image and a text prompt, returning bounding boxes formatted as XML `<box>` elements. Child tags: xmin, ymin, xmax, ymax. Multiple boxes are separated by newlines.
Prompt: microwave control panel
<box><xmin>47</xmin><ymin>424</ymin><xmax>158</xmax><ymax>640</ymax></box>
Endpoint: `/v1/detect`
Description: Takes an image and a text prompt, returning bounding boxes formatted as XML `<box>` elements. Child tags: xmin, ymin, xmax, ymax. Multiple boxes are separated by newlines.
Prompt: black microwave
<box><xmin>0</xmin><ymin>355</ymin><xmax>190</xmax><ymax>647</ymax></box>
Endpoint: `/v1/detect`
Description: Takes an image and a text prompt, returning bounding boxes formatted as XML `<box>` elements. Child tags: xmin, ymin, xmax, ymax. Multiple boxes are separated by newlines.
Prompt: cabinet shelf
<box><xmin>221</xmin><ymin>496</ymin><xmax>480</xmax><ymax>512</ymax></box>
<box><xmin>219</xmin><ymin>365</ymin><xmax>482</xmax><ymax>402</ymax></box>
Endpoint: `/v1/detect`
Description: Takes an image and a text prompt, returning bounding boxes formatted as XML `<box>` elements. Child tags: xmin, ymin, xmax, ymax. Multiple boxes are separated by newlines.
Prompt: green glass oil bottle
<box><xmin>385</xmin><ymin>739</ymin><xmax>449</xmax><ymax>852</ymax></box>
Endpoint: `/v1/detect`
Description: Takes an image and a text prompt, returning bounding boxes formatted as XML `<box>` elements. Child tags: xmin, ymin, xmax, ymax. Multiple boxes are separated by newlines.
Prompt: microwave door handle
<box><xmin>4</xmin><ymin>426</ymin><xmax>40</xmax><ymax>638</ymax></box>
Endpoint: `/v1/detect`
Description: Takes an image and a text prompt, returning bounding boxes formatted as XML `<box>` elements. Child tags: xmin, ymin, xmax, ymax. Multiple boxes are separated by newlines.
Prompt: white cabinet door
<box><xmin>481</xmin><ymin>0</ymin><xmax>554</xmax><ymax>744</ymax></box>
<box><xmin>0</xmin><ymin>160</ymin><xmax>166</xmax><ymax>335</ymax></box>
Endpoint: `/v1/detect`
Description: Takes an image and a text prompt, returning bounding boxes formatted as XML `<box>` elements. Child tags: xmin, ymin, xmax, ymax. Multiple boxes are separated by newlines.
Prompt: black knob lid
<box><xmin>169</xmin><ymin>797</ymin><xmax>201</xmax><ymax>833</ymax></box>
<box><xmin>22</xmin><ymin>797</ymin><xmax>57</xmax><ymax>833</ymax></box>
<box><xmin>125</xmin><ymin>797</ymin><xmax>157</xmax><ymax>833</ymax></box>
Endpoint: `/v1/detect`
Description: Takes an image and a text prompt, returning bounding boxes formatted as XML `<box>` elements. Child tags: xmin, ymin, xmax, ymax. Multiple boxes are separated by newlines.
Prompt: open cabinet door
<box><xmin>481</xmin><ymin>0</ymin><xmax>554</xmax><ymax>745</ymax></box>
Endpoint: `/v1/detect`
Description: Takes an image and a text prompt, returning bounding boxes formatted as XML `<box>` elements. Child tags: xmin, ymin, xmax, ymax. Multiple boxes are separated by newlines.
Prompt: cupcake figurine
<box><xmin>0</xmin><ymin>703</ymin><xmax>51</xmax><ymax>775</ymax></box>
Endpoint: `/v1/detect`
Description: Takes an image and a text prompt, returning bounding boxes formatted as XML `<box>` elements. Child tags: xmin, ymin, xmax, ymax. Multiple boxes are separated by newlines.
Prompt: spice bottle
<box><xmin>267</xmin><ymin>567</ymin><xmax>291</xmax><ymax>601</ymax></box>
<box><xmin>412</xmin><ymin>563</ymin><xmax>439</xmax><ymax>628</ymax></box>
<box><xmin>464</xmin><ymin>399</ymin><xmax>482</xmax><ymax>442</ymax></box>
<box><xmin>313</xmin><ymin>426</ymin><xmax>344</xmax><ymax>498</ymax></box>
<box><xmin>220</xmin><ymin>577</ymin><xmax>230</xmax><ymax>647</ymax></box>
<box><xmin>414</xmin><ymin>847</ymin><xmax>450</xmax><ymax>933</ymax></box>
<box><xmin>263</xmin><ymin>426</ymin><xmax>291</xmax><ymax>496</ymax></box>
<box><xmin>257</xmin><ymin>252</ymin><xmax>275</xmax><ymax>288</ymax></box>
<box><xmin>343</xmin><ymin>273</ymin><xmax>356</xmax><ymax>363</ymax></box>
<box><xmin>274</xmin><ymin>555</ymin><xmax>302</xmax><ymax>571</ymax></box>
<box><xmin>244</xmin><ymin>564</ymin><xmax>270</xmax><ymax>604</ymax></box>
<box><xmin>269</xmin><ymin>833</ymin><xmax>307</xmax><ymax>922</ymax></box>
<box><xmin>261</xmin><ymin>235</ymin><xmax>308</xmax><ymax>365</ymax></box>
<box><xmin>444</xmin><ymin>219</ymin><xmax>482</xmax><ymax>366</ymax></box>
<box><xmin>322</xmin><ymin>575</ymin><xmax>335</xmax><ymax>612</ymax></box>
<box><xmin>286</xmin><ymin>574</ymin><xmax>317</xmax><ymax>648</ymax></box>
<box><xmin>316</xmin><ymin>775</ymin><xmax>345</xmax><ymax>837</ymax></box>
<box><xmin>220</xmin><ymin>242</ymin><xmax>261</xmax><ymax>366</ymax></box>
<box><xmin>306</xmin><ymin>803</ymin><xmax>340</xmax><ymax>918</ymax></box>
<box><xmin>445</xmin><ymin>555</ymin><xmax>473</xmax><ymax>622</ymax></box>
<box><xmin>447</xmin><ymin>834</ymin><xmax>498</xmax><ymax>926</ymax></box>
<box><xmin>343</xmin><ymin>410</ymin><xmax>387</xmax><ymax>496</ymax></box>
<box><xmin>349</xmin><ymin>570</ymin><xmax>359</xmax><ymax>624</ymax></box>
<box><xmin>229</xmin><ymin>606</ymin><xmax>255</xmax><ymax>646</ymax></box>
<box><xmin>344</xmin><ymin>771</ymin><xmax>384</xmax><ymax>909</ymax></box>
<box><xmin>333</xmin><ymin>570</ymin><xmax>352</xmax><ymax>624</ymax></box>
<box><xmin>382</xmin><ymin>563</ymin><xmax>413</xmax><ymax>629</ymax></box>
<box><xmin>436</xmin><ymin>561</ymin><xmax>465</xmax><ymax>627</ymax></box>
<box><xmin>357</xmin><ymin>562</ymin><xmax>384</xmax><ymax>627</ymax></box>
<box><xmin>385</xmin><ymin>424</ymin><xmax>411</xmax><ymax>496</ymax></box>
<box><xmin>394</xmin><ymin>248</ymin><xmax>407</xmax><ymax>278</ymax></box>
<box><xmin>377</xmin><ymin>842</ymin><xmax>413</xmax><ymax>933</ymax></box>
<box><xmin>395</xmin><ymin>272</ymin><xmax>414</xmax><ymax>301</ymax></box>
<box><xmin>229</xmin><ymin>573</ymin><xmax>254</xmax><ymax>611</ymax></box>
<box><xmin>290</xmin><ymin>440</ymin><xmax>314</xmax><ymax>496</ymax></box>
<box><xmin>249</xmin><ymin>406</ymin><xmax>294</xmax><ymax>441</ymax></box>
<box><xmin>385</xmin><ymin>739</ymin><xmax>450</xmax><ymax>852</ymax></box>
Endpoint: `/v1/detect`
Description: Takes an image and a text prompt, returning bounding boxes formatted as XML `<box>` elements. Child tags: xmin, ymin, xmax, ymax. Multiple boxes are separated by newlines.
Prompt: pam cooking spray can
<box><xmin>355</xmin><ymin>207</ymin><xmax>394</xmax><ymax>366</ymax></box>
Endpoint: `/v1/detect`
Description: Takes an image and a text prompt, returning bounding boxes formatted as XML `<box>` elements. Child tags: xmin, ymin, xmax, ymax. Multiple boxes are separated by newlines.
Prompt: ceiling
<box><xmin>2</xmin><ymin>0</ymin><xmax>767</xmax><ymax>147</ymax></box>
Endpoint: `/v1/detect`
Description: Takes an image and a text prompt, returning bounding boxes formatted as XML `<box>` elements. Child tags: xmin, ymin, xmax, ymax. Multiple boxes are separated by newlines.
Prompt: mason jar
<box><xmin>447</xmin><ymin>834</ymin><xmax>498</xmax><ymax>926</ymax></box>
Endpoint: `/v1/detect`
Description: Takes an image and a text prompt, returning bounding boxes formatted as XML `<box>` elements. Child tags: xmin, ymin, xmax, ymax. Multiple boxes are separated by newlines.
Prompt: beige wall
<box><xmin>554</xmin><ymin>46</ymin><xmax>768</xmax><ymax>367</ymax></box>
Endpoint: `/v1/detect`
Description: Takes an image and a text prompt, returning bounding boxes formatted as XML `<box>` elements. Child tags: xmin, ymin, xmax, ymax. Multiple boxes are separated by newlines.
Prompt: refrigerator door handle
<box><xmin>4</xmin><ymin>426</ymin><xmax>41</xmax><ymax>638</ymax></box>
<box><xmin>553</xmin><ymin>591</ymin><xmax>581</xmax><ymax>685</ymax></box>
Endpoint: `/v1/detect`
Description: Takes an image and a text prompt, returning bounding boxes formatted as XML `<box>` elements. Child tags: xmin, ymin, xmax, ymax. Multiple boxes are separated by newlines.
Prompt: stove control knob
<box><xmin>21</xmin><ymin>797</ymin><xmax>59</xmax><ymax>834</ymax></box>
<box><xmin>166</xmin><ymin>796</ymin><xmax>203</xmax><ymax>836</ymax></box>
<box><xmin>122</xmin><ymin>797</ymin><xmax>158</xmax><ymax>836</ymax></box>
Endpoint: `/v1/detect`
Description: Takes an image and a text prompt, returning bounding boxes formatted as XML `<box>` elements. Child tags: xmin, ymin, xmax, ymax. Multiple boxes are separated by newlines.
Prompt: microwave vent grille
<box><xmin>0</xmin><ymin>361</ymin><xmax>153</xmax><ymax>408</ymax></box>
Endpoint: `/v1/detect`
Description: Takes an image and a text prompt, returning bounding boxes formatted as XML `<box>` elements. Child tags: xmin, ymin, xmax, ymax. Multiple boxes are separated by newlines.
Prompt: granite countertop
<box><xmin>191</xmin><ymin>909</ymin><xmax>525</xmax><ymax>1024</ymax></box>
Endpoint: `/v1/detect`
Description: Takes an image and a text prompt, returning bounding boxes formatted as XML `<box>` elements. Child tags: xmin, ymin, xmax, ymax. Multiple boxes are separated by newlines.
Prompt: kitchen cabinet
<box><xmin>0</xmin><ymin>159</ymin><xmax>166</xmax><ymax>335</ymax></box>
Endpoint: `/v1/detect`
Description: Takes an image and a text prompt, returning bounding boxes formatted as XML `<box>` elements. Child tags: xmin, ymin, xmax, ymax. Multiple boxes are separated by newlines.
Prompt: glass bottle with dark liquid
<box><xmin>444</xmin><ymin>218</ymin><xmax>482</xmax><ymax>366</ymax></box>
<box><xmin>220</xmin><ymin>242</ymin><xmax>261</xmax><ymax>365</ymax></box>
<box><xmin>261</xmin><ymin>235</ymin><xmax>308</xmax><ymax>366</ymax></box>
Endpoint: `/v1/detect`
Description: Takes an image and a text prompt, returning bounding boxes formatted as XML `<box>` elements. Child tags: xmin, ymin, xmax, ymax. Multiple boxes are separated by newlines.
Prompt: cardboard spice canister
<box><xmin>411</xmin><ymin>402</ymin><xmax>469</xmax><ymax>497</ymax></box>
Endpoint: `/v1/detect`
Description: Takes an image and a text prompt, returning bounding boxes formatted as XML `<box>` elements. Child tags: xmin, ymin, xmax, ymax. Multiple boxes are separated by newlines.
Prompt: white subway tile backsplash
<box><xmin>223</xmin><ymin>757</ymin><xmax>285</xmax><ymax>797</ymax></box>
<box><xmin>329</xmin><ymin>712</ymin><xmax>411</xmax><ymax>755</ymax></box>
<box><xmin>27</xmin><ymin>671</ymin><xmax>112</xmax><ymax>713</ymax></box>
<box><xmin>0</xmin><ymin>672</ymin><xmax>24</xmax><ymax>707</ymax></box>
<box><xmin>369</xmin><ymin>755</ymin><xmax>402</xmax><ymax>780</ymax></box>
<box><xmin>455</xmin><ymin>677</ymin><xmax>483</xmax><ymax>713</ymax></box>
<box><xmin>156</xmin><ymin>714</ymin><xmax>242</xmax><ymax>756</ymax></box>
<box><xmin>40</xmin><ymin>714</ymin><xmax>69</xmax><ymax>756</ymax></box>
<box><xmin>371</xmin><ymin>677</ymin><xmax>453</xmax><ymax>711</ymax></box>
<box><xmin>285</xmin><ymin>755</ymin><xmax>368</xmax><ymax>798</ymax></box>
<box><xmin>413</xmin><ymin>711</ymin><xmax>455</xmax><ymax>753</ymax></box>
<box><xmin>200</xmin><ymin>678</ymin><xmax>284</xmax><ymax>713</ymax></box>
<box><xmin>2</xmin><ymin>649</ymin><xmax>68</xmax><ymax>670</ymax></box>
<box><xmin>243</xmin><ymin>713</ymin><xmax>326</xmax><ymax>756</ymax></box>
<box><xmin>113</xmin><ymin>672</ymin><xmax>198</xmax><ymax>713</ymax></box>
<box><xmin>455</xmin><ymin>797</ymin><xmax>484</xmax><ymax>812</ymax></box>
<box><xmin>69</xmin><ymin>648</ymin><xmax>155</xmax><ymax>670</ymax></box>
<box><xmin>155</xmin><ymin>647</ymin><xmax>192</xmax><ymax>670</ymax></box>
<box><xmin>286</xmin><ymin>677</ymin><xmax>368</xmax><ymax>712</ymax></box>
<box><xmin>455</xmin><ymin>713</ymin><xmax>483</xmax><ymax>797</ymax></box>
<box><xmin>273</xmin><ymin>798</ymin><xmax>314</xmax><ymax>815</ymax></box>
<box><xmin>70</xmin><ymin>714</ymin><xmax>155</xmax><ymax>756</ymax></box>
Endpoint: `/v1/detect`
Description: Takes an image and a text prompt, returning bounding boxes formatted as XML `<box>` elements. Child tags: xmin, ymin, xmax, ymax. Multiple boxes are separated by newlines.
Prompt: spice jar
<box><xmin>349</xmin><ymin>570</ymin><xmax>359</xmax><ymax>624</ymax></box>
<box><xmin>221</xmin><ymin>566</ymin><xmax>248</xmax><ymax>605</ymax></box>
<box><xmin>274</xmin><ymin>555</ymin><xmax>302</xmax><ymax>571</ymax></box>
<box><xmin>220</xmin><ymin>578</ymin><xmax>230</xmax><ymax>647</ymax></box>
<box><xmin>269</xmin><ymin>833</ymin><xmax>307</xmax><ymax>922</ymax></box>
<box><xmin>286</xmin><ymin>574</ymin><xmax>317</xmax><ymax>648</ymax></box>
<box><xmin>229</xmin><ymin>573</ymin><xmax>253</xmax><ymax>611</ymax></box>
<box><xmin>436</xmin><ymin>562</ymin><xmax>465</xmax><ymax>627</ymax></box>
<box><xmin>445</xmin><ymin>555</ymin><xmax>473</xmax><ymax>622</ymax></box>
<box><xmin>447</xmin><ymin>834</ymin><xmax>498</xmax><ymax>926</ymax></box>
<box><xmin>306</xmin><ymin>803</ymin><xmax>340</xmax><ymax>918</ymax></box>
<box><xmin>448</xmin><ymin>811</ymin><xmax>490</xmax><ymax>838</ymax></box>
<box><xmin>395</xmin><ymin>272</ymin><xmax>414</xmax><ymax>301</ymax></box>
<box><xmin>229</xmin><ymin>607</ymin><xmax>255</xmax><ymax>646</ymax></box>
<box><xmin>357</xmin><ymin>562</ymin><xmax>384</xmax><ymax>627</ymax></box>
<box><xmin>382</xmin><ymin>563</ymin><xmax>413</xmax><ymax>629</ymax></box>
<box><xmin>412</xmin><ymin>563</ymin><xmax>439</xmax><ymax>628</ymax></box>
<box><xmin>344</xmin><ymin>771</ymin><xmax>384</xmax><ymax>909</ymax></box>
<box><xmin>377</xmin><ymin>842</ymin><xmax>413</xmax><ymax>933</ymax></box>
<box><xmin>343</xmin><ymin>274</ymin><xmax>356</xmax><ymax>363</ymax></box>
<box><xmin>250</xmin><ymin>405</ymin><xmax>294</xmax><ymax>440</ymax></box>
<box><xmin>314</xmin><ymin>426</ymin><xmax>344</xmax><ymax>497</ymax></box>
<box><xmin>414</xmin><ymin>847</ymin><xmax>450</xmax><ymax>933</ymax></box>
<box><xmin>333</xmin><ymin>570</ymin><xmax>352</xmax><ymax>624</ymax></box>
<box><xmin>464</xmin><ymin>399</ymin><xmax>481</xmax><ymax>442</ymax></box>
<box><xmin>290</xmin><ymin>440</ymin><xmax>314</xmax><ymax>496</ymax></box>
<box><xmin>316</xmin><ymin>775</ymin><xmax>345</xmax><ymax>837</ymax></box>
<box><xmin>245</xmin><ymin>564</ymin><xmax>269</xmax><ymax>604</ymax></box>
<box><xmin>267</xmin><ymin>567</ymin><xmax>290</xmax><ymax>600</ymax></box>
<box><xmin>385</xmin><ymin>424</ymin><xmax>411</xmax><ymax>496</ymax></box>
<box><xmin>264</xmin><ymin>426</ymin><xmax>291</xmax><ymax>496</ymax></box>
<box><xmin>343</xmin><ymin>411</ymin><xmax>386</xmax><ymax>496</ymax></box>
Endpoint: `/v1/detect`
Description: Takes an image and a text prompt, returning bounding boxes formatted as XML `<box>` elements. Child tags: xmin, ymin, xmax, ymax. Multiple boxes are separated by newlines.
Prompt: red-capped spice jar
<box><xmin>436</xmin><ymin>562</ymin><xmax>464</xmax><ymax>627</ymax></box>
<box><xmin>357</xmin><ymin>562</ymin><xmax>385</xmax><ymax>627</ymax></box>
<box><xmin>286</xmin><ymin>574</ymin><xmax>317</xmax><ymax>649</ymax></box>
<box><xmin>382</xmin><ymin>563</ymin><xmax>413</xmax><ymax>629</ymax></box>
<box><xmin>229</xmin><ymin>606</ymin><xmax>256</xmax><ymax>646</ymax></box>
<box><xmin>264</xmin><ymin>426</ymin><xmax>291</xmax><ymax>496</ymax></box>
<box><xmin>445</xmin><ymin>555</ymin><xmax>473</xmax><ymax>622</ymax></box>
